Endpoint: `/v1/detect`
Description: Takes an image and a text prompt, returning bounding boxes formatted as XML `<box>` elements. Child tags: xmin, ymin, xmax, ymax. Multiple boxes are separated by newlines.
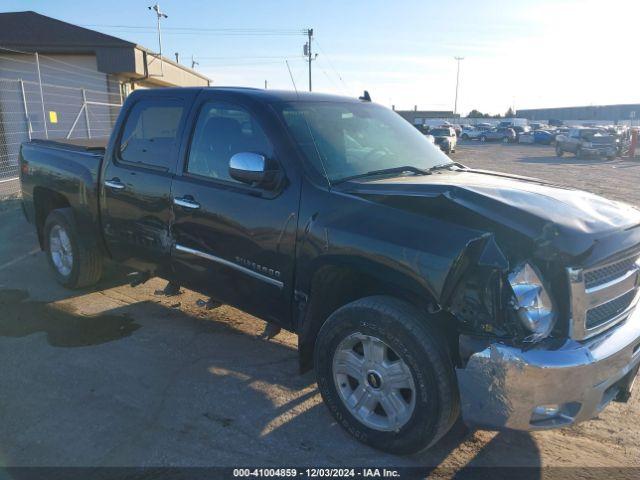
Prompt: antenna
<box><xmin>285</xmin><ymin>59</ymin><xmax>298</xmax><ymax>97</ymax></box>
<box><xmin>191</xmin><ymin>55</ymin><xmax>199</xmax><ymax>69</ymax></box>
<box><xmin>148</xmin><ymin>3</ymin><xmax>168</xmax><ymax>75</ymax></box>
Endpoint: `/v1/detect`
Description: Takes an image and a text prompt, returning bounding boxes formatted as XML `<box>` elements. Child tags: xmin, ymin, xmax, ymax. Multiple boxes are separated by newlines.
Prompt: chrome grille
<box><xmin>586</xmin><ymin>290</ymin><xmax>637</xmax><ymax>329</ymax></box>
<box><xmin>584</xmin><ymin>257</ymin><xmax>639</xmax><ymax>289</ymax></box>
<box><xmin>567</xmin><ymin>253</ymin><xmax>640</xmax><ymax>340</ymax></box>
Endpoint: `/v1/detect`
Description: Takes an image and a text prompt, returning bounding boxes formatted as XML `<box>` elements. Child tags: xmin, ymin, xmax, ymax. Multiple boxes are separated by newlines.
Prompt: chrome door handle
<box><xmin>174</xmin><ymin>197</ymin><xmax>200</xmax><ymax>209</ymax></box>
<box><xmin>104</xmin><ymin>178</ymin><xmax>125</xmax><ymax>190</ymax></box>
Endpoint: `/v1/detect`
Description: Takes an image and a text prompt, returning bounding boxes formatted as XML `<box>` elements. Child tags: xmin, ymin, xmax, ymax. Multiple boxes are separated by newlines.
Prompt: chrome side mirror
<box><xmin>229</xmin><ymin>152</ymin><xmax>279</xmax><ymax>188</ymax></box>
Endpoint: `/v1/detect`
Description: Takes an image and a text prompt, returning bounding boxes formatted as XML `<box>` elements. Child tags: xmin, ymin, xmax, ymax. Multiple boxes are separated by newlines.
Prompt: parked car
<box><xmin>556</xmin><ymin>127</ymin><xmax>617</xmax><ymax>159</ymax></box>
<box><xmin>460</xmin><ymin>127</ymin><xmax>485</xmax><ymax>140</ymax></box>
<box><xmin>19</xmin><ymin>87</ymin><xmax>640</xmax><ymax>455</ymax></box>
<box><xmin>533</xmin><ymin>130</ymin><xmax>556</xmax><ymax>145</ymax></box>
<box><xmin>518</xmin><ymin>131</ymin><xmax>535</xmax><ymax>144</ymax></box>
<box><xmin>479</xmin><ymin>127</ymin><xmax>516</xmax><ymax>143</ymax></box>
<box><xmin>430</xmin><ymin>127</ymin><xmax>457</xmax><ymax>153</ymax></box>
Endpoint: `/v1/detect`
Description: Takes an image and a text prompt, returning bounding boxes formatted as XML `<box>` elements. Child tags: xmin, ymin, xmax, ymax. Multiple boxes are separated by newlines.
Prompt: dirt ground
<box><xmin>0</xmin><ymin>142</ymin><xmax>638</xmax><ymax>475</ymax></box>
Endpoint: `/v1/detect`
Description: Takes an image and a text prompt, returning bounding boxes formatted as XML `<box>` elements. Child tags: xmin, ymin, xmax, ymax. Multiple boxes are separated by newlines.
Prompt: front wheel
<box><xmin>314</xmin><ymin>296</ymin><xmax>459</xmax><ymax>454</ymax></box>
<box><xmin>555</xmin><ymin>144</ymin><xmax>564</xmax><ymax>157</ymax></box>
<box><xmin>479</xmin><ymin>136</ymin><xmax>486</xmax><ymax>142</ymax></box>
<box><xmin>44</xmin><ymin>208</ymin><xmax>103</xmax><ymax>289</ymax></box>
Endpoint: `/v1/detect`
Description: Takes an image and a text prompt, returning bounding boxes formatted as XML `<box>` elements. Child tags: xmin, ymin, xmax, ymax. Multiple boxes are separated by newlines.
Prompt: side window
<box><xmin>118</xmin><ymin>99</ymin><xmax>184</xmax><ymax>170</ymax></box>
<box><xmin>186</xmin><ymin>101</ymin><xmax>273</xmax><ymax>183</ymax></box>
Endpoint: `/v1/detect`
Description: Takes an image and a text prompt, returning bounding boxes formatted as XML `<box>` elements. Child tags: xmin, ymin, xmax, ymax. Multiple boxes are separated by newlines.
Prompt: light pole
<box><xmin>454</xmin><ymin>56</ymin><xmax>464</xmax><ymax>116</ymax></box>
<box><xmin>148</xmin><ymin>3</ymin><xmax>168</xmax><ymax>75</ymax></box>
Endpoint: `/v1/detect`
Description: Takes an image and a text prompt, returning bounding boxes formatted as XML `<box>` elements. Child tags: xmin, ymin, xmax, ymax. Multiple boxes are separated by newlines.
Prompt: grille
<box><xmin>584</xmin><ymin>256</ymin><xmax>639</xmax><ymax>290</ymax></box>
<box><xmin>586</xmin><ymin>290</ymin><xmax>637</xmax><ymax>329</ymax></box>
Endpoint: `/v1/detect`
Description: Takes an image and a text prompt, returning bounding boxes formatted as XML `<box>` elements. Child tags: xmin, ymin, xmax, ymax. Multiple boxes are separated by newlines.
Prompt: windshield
<box><xmin>278</xmin><ymin>101</ymin><xmax>451</xmax><ymax>183</ymax></box>
<box><xmin>430</xmin><ymin>128</ymin><xmax>451</xmax><ymax>136</ymax></box>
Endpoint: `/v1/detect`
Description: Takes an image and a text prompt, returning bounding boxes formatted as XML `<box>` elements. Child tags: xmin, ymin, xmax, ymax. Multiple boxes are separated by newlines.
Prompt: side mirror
<box><xmin>229</xmin><ymin>152</ymin><xmax>279</xmax><ymax>188</ymax></box>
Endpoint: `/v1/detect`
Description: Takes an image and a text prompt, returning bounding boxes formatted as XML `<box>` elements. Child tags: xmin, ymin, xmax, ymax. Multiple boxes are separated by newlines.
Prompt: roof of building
<box><xmin>0</xmin><ymin>11</ymin><xmax>135</xmax><ymax>51</ymax></box>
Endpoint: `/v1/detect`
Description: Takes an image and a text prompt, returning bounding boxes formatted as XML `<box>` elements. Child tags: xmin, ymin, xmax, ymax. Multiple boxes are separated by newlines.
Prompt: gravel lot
<box><xmin>0</xmin><ymin>142</ymin><xmax>639</xmax><ymax>474</ymax></box>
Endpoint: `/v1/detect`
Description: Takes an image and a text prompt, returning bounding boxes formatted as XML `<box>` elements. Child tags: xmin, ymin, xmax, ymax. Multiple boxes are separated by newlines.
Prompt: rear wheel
<box><xmin>44</xmin><ymin>208</ymin><xmax>103</xmax><ymax>289</ymax></box>
<box><xmin>479</xmin><ymin>135</ymin><xmax>486</xmax><ymax>142</ymax></box>
<box><xmin>461</xmin><ymin>134</ymin><xmax>469</xmax><ymax>140</ymax></box>
<box><xmin>576</xmin><ymin>147</ymin><xmax>583</xmax><ymax>158</ymax></box>
<box><xmin>314</xmin><ymin>296</ymin><xmax>458</xmax><ymax>454</ymax></box>
<box><xmin>555</xmin><ymin>144</ymin><xmax>564</xmax><ymax>157</ymax></box>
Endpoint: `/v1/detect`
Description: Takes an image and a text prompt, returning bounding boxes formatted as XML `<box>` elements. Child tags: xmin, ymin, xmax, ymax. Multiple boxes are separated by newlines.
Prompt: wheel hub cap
<box><xmin>332</xmin><ymin>333</ymin><xmax>417</xmax><ymax>432</ymax></box>
<box><xmin>49</xmin><ymin>224</ymin><xmax>73</xmax><ymax>277</ymax></box>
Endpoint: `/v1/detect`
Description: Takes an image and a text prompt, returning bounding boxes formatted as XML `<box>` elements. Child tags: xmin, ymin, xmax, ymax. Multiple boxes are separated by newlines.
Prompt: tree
<box><xmin>467</xmin><ymin>109</ymin><xmax>485</xmax><ymax>118</ymax></box>
<box><xmin>505</xmin><ymin>107</ymin><xmax>516</xmax><ymax>118</ymax></box>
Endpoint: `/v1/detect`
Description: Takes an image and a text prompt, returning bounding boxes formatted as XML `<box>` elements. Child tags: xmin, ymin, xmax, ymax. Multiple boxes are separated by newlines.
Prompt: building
<box><xmin>0</xmin><ymin>11</ymin><xmax>211</xmax><ymax>196</ymax></box>
<box><xmin>394</xmin><ymin>109</ymin><xmax>459</xmax><ymax>126</ymax></box>
<box><xmin>518</xmin><ymin>104</ymin><xmax>640</xmax><ymax>123</ymax></box>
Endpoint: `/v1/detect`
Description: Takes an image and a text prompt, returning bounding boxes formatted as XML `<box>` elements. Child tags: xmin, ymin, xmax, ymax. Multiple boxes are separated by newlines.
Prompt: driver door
<box><xmin>170</xmin><ymin>96</ymin><xmax>300</xmax><ymax>327</ymax></box>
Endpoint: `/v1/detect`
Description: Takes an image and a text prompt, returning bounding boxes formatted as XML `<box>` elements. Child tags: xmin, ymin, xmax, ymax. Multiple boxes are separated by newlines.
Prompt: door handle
<box><xmin>104</xmin><ymin>178</ymin><xmax>125</xmax><ymax>190</ymax></box>
<box><xmin>174</xmin><ymin>196</ymin><xmax>200</xmax><ymax>209</ymax></box>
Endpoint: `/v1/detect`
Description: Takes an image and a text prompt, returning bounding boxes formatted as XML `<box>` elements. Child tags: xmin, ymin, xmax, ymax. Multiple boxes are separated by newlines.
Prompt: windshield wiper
<box><xmin>333</xmin><ymin>165</ymin><xmax>430</xmax><ymax>184</ymax></box>
<box><xmin>428</xmin><ymin>162</ymin><xmax>467</xmax><ymax>172</ymax></box>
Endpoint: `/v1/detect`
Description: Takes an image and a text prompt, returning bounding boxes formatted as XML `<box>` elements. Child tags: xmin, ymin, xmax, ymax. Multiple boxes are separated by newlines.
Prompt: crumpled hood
<box><xmin>344</xmin><ymin>168</ymin><xmax>640</xmax><ymax>261</ymax></box>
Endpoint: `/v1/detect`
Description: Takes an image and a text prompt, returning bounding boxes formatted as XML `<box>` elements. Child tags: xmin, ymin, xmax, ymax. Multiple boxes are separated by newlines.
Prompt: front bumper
<box><xmin>582</xmin><ymin>146</ymin><xmax>616</xmax><ymax>157</ymax></box>
<box><xmin>456</xmin><ymin>305</ymin><xmax>640</xmax><ymax>431</ymax></box>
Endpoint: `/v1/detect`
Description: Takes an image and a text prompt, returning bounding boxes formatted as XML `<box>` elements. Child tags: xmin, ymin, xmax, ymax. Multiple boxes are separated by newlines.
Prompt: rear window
<box><xmin>118</xmin><ymin>99</ymin><xmax>184</xmax><ymax>170</ymax></box>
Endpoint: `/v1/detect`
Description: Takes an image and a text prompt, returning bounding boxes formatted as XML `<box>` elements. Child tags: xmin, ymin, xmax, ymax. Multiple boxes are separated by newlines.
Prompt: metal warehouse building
<box><xmin>518</xmin><ymin>104</ymin><xmax>640</xmax><ymax>123</ymax></box>
<box><xmin>0</xmin><ymin>11</ymin><xmax>211</xmax><ymax>196</ymax></box>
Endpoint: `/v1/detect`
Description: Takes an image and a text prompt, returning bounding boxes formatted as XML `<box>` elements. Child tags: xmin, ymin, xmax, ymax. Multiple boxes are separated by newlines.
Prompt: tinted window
<box><xmin>119</xmin><ymin>99</ymin><xmax>184</xmax><ymax>169</ymax></box>
<box><xmin>186</xmin><ymin>101</ymin><xmax>273</xmax><ymax>183</ymax></box>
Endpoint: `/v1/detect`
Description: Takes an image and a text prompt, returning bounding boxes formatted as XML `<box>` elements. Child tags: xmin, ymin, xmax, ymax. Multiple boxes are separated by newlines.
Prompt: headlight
<box><xmin>508</xmin><ymin>262</ymin><xmax>556</xmax><ymax>341</ymax></box>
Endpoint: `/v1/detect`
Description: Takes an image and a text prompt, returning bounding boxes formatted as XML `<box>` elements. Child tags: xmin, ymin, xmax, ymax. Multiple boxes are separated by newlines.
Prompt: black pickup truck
<box><xmin>19</xmin><ymin>88</ymin><xmax>640</xmax><ymax>454</ymax></box>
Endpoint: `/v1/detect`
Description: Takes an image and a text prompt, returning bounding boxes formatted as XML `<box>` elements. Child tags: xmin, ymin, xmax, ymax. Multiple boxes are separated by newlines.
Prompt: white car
<box><xmin>460</xmin><ymin>127</ymin><xmax>489</xmax><ymax>140</ymax></box>
<box><xmin>518</xmin><ymin>132</ymin><xmax>535</xmax><ymax>144</ymax></box>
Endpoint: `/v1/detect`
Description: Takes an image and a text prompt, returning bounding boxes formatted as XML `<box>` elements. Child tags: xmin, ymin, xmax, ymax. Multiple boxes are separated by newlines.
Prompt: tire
<box><xmin>576</xmin><ymin>147</ymin><xmax>582</xmax><ymax>158</ymax></box>
<box><xmin>502</xmin><ymin>136</ymin><xmax>509</xmax><ymax>143</ymax></box>
<box><xmin>461</xmin><ymin>134</ymin><xmax>469</xmax><ymax>140</ymax></box>
<box><xmin>555</xmin><ymin>144</ymin><xmax>564</xmax><ymax>157</ymax></box>
<box><xmin>314</xmin><ymin>296</ymin><xmax>459</xmax><ymax>454</ymax></box>
<box><xmin>43</xmin><ymin>208</ymin><xmax>103</xmax><ymax>289</ymax></box>
<box><xmin>479</xmin><ymin>136</ymin><xmax>486</xmax><ymax>142</ymax></box>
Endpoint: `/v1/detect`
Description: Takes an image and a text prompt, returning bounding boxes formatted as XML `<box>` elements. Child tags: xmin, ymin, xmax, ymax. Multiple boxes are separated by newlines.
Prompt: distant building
<box><xmin>518</xmin><ymin>104</ymin><xmax>640</xmax><ymax>123</ymax></box>
<box><xmin>394</xmin><ymin>109</ymin><xmax>459</xmax><ymax>126</ymax></box>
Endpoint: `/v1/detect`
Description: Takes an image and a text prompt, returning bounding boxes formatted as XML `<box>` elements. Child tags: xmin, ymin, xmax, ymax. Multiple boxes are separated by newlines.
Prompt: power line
<box><xmin>314</xmin><ymin>40</ymin><xmax>349</xmax><ymax>92</ymax></box>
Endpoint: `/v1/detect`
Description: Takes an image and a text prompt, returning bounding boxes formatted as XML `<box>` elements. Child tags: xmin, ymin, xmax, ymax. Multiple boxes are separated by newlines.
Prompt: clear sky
<box><xmin>3</xmin><ymin>0</ymin><xmax>639</xmax><ymax>115</ymax></box>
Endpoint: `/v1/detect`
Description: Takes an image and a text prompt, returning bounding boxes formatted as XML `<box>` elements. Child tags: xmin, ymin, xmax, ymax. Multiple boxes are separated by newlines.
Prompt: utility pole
<box><xmin>453</xmin><ymin>56</ymin><xmax>464</xmax><ymax>116</ymax></box>
<box><xmin>148</xmin><ymin>3</ymin><xmax>168</xmax><ymax>75</ymax></box>
<box><xmin>304</xmin><ymin>28</ymin><xmax>316</xmax><ymax>92</ymax></box>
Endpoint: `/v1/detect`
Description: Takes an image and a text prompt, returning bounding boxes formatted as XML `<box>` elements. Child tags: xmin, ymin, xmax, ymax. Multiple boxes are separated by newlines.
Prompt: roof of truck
<box><xmin>138</xmin><ymin>87</ymin><xmax>364</xmax><ymax>104</ymax></box>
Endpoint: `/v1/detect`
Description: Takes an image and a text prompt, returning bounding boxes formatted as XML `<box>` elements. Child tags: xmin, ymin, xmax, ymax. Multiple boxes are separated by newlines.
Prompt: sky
<box><xmin>3</xmin><ymin>0</ymin><xmax>640</xmax><ymax>115</ymax></box>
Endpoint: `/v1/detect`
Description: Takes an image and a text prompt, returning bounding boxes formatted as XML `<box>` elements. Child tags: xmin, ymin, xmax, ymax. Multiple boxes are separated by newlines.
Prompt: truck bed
<box><xmin>29</xmin><ymin>137</ymin><xmax>108</xmax><ymax>153</ymax></box>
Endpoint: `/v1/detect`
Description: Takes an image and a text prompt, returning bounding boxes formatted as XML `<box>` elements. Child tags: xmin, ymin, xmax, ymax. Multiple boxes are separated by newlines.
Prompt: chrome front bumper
<box><xmin>456</xmin><ymin>306</ymin><xmax>640</xmax><ymax>431</ymax></box>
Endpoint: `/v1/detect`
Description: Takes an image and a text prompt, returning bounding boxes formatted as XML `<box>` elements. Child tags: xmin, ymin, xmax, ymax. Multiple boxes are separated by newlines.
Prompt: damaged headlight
<box><xmin>508</xmin><ymin>262</ymin><xmax>556</xmax><ymax>342</ymax></box>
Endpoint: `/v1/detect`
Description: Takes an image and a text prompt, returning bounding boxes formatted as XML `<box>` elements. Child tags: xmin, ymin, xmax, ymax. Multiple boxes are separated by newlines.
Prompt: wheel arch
<box><xmin>296</xmin><ymin>258</ymin><xmax>454</xmax><ymax>373</ymax></box>
<box><xmin>33</xmin><ymin>186</ymin><xmax>71</xmax><ymax>248</ymax></box>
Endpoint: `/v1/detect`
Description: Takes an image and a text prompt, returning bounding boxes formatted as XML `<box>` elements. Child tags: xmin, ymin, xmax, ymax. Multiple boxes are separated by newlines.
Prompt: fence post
<box><xmin>82</xmin><ymin>88</ymin><xmax>91</xmax><ymax>139</ymax></box>
<box><xmin>34</xmin><ymin>52</ymin><xmax>48</xmax><ymax>139</ymax></box>
<box><xmin>19</xmin><ymin>79</ymin><xmax>32</xmax><ymax>141</ymax></box>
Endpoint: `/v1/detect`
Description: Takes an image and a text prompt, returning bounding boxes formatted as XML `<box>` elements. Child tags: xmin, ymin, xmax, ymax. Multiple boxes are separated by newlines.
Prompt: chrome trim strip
<box><xmin>174</xmin><ymin>244</ymin><xmax>283</xmax><ymax>289</ymax></box>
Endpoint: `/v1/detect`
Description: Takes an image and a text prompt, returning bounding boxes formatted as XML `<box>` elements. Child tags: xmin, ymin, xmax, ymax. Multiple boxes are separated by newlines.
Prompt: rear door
<box><xmin>169</xmin><ymin>93</ymin><xmax>300</xmax><ymax>327</ymax></box>
<box><xmin>100</xmin><ymin>92</ymin><xmax>194</xmax><ymax>274</ymax></box>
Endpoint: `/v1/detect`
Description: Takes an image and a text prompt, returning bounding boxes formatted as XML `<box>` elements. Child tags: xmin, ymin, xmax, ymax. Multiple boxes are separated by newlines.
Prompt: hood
<box><xmin>342</xmin><ymin>168</ymin><xmax>640</xmax><ymax>261</ymax></box>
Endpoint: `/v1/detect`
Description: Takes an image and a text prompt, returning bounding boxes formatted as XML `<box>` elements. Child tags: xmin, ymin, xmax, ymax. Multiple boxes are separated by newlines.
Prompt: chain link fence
<box><xmin>0</xmin><ymin>47</ymin><xmax>123</xmax><ymax>197</ymax></box>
